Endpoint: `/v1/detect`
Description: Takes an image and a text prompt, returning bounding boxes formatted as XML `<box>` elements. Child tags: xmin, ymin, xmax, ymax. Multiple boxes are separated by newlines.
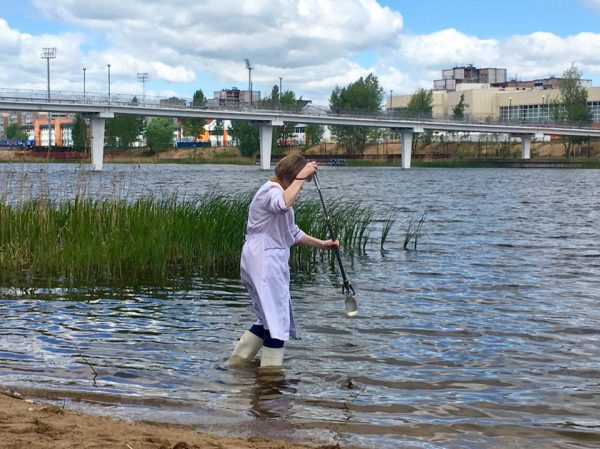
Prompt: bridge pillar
<box><xmin>259</xmin><ymin>123</ymin><xmax>274</xmax><ymax>170</ymax></box>
<box><xmin>401</xmin><ymin>132</ymin><xmax>413</xmax><ymax>169</ymax></box>
<box><xmin>90</xmin><ymin>117</ymin><xmax>106</xmax><ymax>171</ymax></box>
<box><xmin>521</xmin><ymin>135</ymin><xmax>531</xmax><ymax>159</ymax></box>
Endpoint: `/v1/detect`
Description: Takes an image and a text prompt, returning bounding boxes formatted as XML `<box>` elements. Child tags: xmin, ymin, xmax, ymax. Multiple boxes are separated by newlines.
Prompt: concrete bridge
<box><xmin>2</xmin><ymin>88</ymin><xmax>599</xmax><ymax>171</ymax></box>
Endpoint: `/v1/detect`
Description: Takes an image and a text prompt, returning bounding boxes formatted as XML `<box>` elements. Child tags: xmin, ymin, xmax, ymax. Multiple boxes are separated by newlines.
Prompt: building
<box><xmin>32</xmin><ymin>113</ymin><xmax>75</xmax><ymax>146</ymax></box>
<box><xmin>2</xmin><ymin>110</ymin><xmax>75</xmax><ymax>146</ymax></box>
<box><xmin>207</xmin><ymin>88</ymin><xmax>261</xmax><ymax>108</ymax></box>
<box><xmin>495</xmin><ymin>76</ymin><xmax>592</xmax><ymax>90</ymax></box>
<box><xmin>159</xmin><ymin>97</ymin><xmax>188</xmax><ymax>108</ymax></box>
<box><xmin>201</xmin><ymin>119</ymin><xmax>232</xmax><ymax>146</ymax></box>
<box><xmin>392</xmin><ymin>72</ymin><xmax>600</xmax><ymax>125</ymax></box>
<box><xmin>2</xmin><ymin>111</ymin><xmax>35</xmax><ymax>138</ymax></box>
<box><xmin>434</xmin><ymin>65</ymin><xmax>507</xmax><ymax>92</ymax></box>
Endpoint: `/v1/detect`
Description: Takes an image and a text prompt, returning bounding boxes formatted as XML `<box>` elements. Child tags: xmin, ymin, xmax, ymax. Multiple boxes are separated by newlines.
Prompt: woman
<box><xmin>228</xmin><ymin>154</ymin><xmax>339</xmax><ymax>368</ymax></box>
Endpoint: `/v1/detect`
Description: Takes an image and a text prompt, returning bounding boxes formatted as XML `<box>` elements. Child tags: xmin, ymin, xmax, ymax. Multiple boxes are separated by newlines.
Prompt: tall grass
<box><xmin>403</xmin><ymin>214</ymin><xmax>425</xmax><ymax>251</ymax></box>
<box><xmin>380</xmin><ymin>216</ymin><xmax>395</xmax><ymax>252</ymax></box>
<box><xmin>0</xmin><ymin>193</ymin><xmax>389</xmax><ymax>286</ymax></box>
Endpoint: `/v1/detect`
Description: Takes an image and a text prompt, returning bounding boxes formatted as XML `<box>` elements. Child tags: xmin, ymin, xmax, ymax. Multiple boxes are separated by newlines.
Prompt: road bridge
<box><xmin>2</xmin><ymin>88</ymin><xmax>599</xmax><ymax>171</ymax></box>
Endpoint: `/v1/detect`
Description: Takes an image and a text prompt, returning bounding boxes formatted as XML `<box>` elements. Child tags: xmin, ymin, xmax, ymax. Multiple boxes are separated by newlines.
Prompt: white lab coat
<box><xmin>240</xmin><ymin>181</ymin><xmax>305</xmax><ymax>341</ymax></box>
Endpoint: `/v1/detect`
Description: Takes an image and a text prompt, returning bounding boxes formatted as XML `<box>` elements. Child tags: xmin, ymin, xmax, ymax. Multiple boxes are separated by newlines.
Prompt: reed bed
<box><xmin>0</xmin><ymin>193</ymin><xmax>390</xmax><ymax>286</ymax></box>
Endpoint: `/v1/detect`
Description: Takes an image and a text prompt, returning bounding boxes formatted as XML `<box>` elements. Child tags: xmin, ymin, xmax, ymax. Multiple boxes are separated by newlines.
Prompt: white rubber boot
<box><xmin>260</xmin><ymin>346</ymin><xmax>284</xmax><ymax>368</ymax></box>
<box><xmin>227</xmin><ymin>331</ymin><xmax>263</xmax><ymax>367</ymax></box>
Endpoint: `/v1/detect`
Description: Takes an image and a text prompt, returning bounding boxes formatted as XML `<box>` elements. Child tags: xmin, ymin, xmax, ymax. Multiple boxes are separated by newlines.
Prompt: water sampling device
<box><xmin>313</xmin><ymin>173</ymin><xmax>358</xmax><ymax>317</ymax></box>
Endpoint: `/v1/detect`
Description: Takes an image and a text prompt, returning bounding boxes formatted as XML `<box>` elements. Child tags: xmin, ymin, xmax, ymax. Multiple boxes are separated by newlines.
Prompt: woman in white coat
<box><xmin>228</xmin><ymin>154</ymin><xmax>339</xmax><ymax>368</ymax></box>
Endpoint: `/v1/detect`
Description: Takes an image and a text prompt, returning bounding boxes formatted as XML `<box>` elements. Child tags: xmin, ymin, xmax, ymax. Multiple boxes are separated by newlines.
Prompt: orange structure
<box><xmin>33</xmin><ymin>114</ymin><xmax>74</xmax><ymax>146</ymax></box>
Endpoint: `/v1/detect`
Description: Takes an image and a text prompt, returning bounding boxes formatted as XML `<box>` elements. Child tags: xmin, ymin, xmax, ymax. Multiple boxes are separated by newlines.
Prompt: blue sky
<box><xmin>380</xmin><ymin>0</ymin><xmax>599</xmax><ymax>37</ymax></box>
<box><xmin>0</xmin><ymin>0</ymin><xmax>599</xmax><ymax>104</ymax></box>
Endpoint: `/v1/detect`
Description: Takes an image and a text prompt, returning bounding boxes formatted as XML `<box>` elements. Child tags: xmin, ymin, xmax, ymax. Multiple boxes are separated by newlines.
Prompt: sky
<box><xmin>0</xmin><ymin>0</ymin><xmax>599</xmax><ymax>106</ymax></box>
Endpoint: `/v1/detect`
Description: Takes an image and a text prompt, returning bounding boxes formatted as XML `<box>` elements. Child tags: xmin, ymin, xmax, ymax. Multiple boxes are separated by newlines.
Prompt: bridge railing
<box><xmin>0</xmin><ymin>88</ymin><xmax>165</xmax><ymax>107</ymax></box>
<box><xmin>0</xmin><ymin>88</ymin><xmax>597</xmax><ymax>131</ymax></box>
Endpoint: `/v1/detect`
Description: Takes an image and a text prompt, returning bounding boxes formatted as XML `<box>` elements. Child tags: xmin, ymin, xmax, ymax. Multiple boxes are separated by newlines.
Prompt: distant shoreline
<box><xmin>1</xmin><ymin>148</ymin><xmax>599</xmax><ymax>168</ymax></box>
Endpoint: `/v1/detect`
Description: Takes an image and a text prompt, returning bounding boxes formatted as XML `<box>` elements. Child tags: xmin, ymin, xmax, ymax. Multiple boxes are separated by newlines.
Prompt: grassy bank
<box><xmin>0</xmin><ymin>193</ymin><xmax>389</xmax><ymax>286</ymax></box>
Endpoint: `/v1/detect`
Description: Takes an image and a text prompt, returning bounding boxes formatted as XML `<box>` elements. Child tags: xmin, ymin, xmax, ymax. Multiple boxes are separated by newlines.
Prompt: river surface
<box><xmin>1</xmin><ymin>163</ymin><xmax>599</xmax><ymax>449</ymax></box>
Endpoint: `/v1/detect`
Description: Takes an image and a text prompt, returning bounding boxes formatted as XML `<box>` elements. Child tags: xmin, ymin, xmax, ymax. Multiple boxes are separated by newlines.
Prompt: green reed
<box><xmin>0</xmin><ymin>193</ymin><xmax>389</xmax><ymax>286</ymax></box>
<box><xmin>403</xmin><ymin>213</ymin><xmax>426</xmax><ymax>251</ymax></box>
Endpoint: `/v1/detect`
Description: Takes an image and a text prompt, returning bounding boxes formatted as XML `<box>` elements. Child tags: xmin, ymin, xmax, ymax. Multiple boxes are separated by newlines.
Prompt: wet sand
<box><xmin>0</xmin><ymin>391</ymin><xmax>342</xmax><ymax>449</ymax></box>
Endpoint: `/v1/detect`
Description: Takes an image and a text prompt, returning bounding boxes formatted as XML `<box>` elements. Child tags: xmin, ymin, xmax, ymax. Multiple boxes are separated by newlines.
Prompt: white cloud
<box><xmin>0</xmin><ymin>19</ymin><xmax>87</xmax><ymax>92</ymax></box>
<box><xmin>26</xmin><ymin>0</ymin><xmax>403</xmax><ymax>102</ymax></box>
<box><xmin>383</xmin><ymin>28</ymin><xmax>600</xmax><ymax>95</ymax></box>
<box><xmin>0</xmin><ymin>19</ymin><xmax>22</xmax><ymax>55</ymax></box>
<box><xmin>1</xmin><ymin>2</ymin><xmax>599</xmax><ymax>106</ymax></box>
<box><xmin>32</xmin><ymin>0</ymin><xmax>403</xmax><ymax>68</ymax></box>
<box><xmin>397</xmin><ymin>29</ymin><xmax>500</xmax><ymax>68</ymax></box>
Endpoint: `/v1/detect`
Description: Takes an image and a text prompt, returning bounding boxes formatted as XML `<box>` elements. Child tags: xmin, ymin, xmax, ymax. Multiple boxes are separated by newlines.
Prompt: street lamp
<box><xmin>137</xmin><ymin>72</ymin><xmax>149</xmax><ymax>101</ymax></box>
<box><xmin>41</xmin><ymin>47</ymin><xmax>56</xmax><ymax>147</ymax></box>
<box><xmin>389</xmin><ymin>89</ymin><xmax>393</xmax><ymax>114</ymax></box>
<box><xmin>279</xmin><ymin>76</ymin><xmax>282</xmax><ymax>111</ymax></box>
<box><xmin>83</xmin><ymin>67</ymin><xmax>86</xmax><ymax>103</ymax></box>
<box><xmin>244</xmin><ymin>58</ymin><xmax>253</xmax><ymax>109</ymax></box>
<box><xmin>541</xmin><ymin>94</ymin><xmax>546</xmax><ymax>121</ymax></box>
<box><xmin>507</xmin><ymin>96</ymin><xmax>513</xmax><ymax>156</ymax></box>
<box><xmin>107</xmin><ymin>63</ymin><xmax>111</xmax><ymax>105</ymax></box>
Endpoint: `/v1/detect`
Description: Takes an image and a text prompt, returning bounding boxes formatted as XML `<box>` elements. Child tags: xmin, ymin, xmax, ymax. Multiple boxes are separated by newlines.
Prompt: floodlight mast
<box><xmin>244</xmin><ymin>58</ymin><xmax>253</xmax><ymax>109</ymax></box>
<box><xmin>137</xmin><ymin>72</ymin><xmax>149</xmax><ymax>101</ymax></box>
<box><xmin>40</xmin><ymin>47</ymin><xmax>56</xmax><ymax>102</ymax></box>
<box><xmin>107</xmin><ymin>64</ymin><xmax>111</xmax><ymax>105</ymax></box>
<box><xmin>40</xmin><ymin>47</ymin><xmax>56</xmax><ymax>147</ymax></box>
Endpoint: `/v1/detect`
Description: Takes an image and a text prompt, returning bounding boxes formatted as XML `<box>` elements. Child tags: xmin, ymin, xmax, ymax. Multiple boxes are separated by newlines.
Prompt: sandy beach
<box><xmin>0</xmin><ymin>390</ymin><xmax>342</xmax><ymax>449</ymax></box>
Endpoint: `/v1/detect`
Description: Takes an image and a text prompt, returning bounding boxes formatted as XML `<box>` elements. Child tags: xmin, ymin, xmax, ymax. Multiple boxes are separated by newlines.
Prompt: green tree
<box><xmin>182</xmin><ymin>89</ymin><xmax>207</xmax><ymax>139</ymax></box>
<box><xmin>262</xmin><ymin>85</ymin><xmax>280</xmax><ymax>110</ymax></box>
<box><xmin>105</xmin><ymin>116</ymin><xmax>145</xmax><ymax>149</ymax></box>
<box><xmin>405</xmin><ymin>88</ymin><xmax>434</xmax><ymax>154</ymax></box>
<box><xmin>145</xmin><ymin>118</ymin><xmax>174</xmax><ymax>154</ymax></box>
<box><xmin>71</xmin><ymin>114</ymin><xmax>88</xmax><ymax>152</ymax></box>
<box><xmin>452</xmin><ymin>93</ymin><xmax>467</xmax><ymax>120</ymax></box>
<box><xmin>5</xmin><ymin>123</ymin><xmax>28</xmax><ymax>141</ymax></box>
<box><xmin>213</xmin><ymin>119</ymin><xmax>225</xmax><ymax>146</ymax></box>
<box><xmin>181</xmin><ymin>118</ymin><xmax>205</xmax><ymax>140</ymax></box>
<box><xmin>407</xmin><ymin>88</ymin><xmax>433</xmax><ymax>118</ymax></box>
<box><xmin>556</xmin><ymin>64</ymin><xmax>593</xmax><ymax>158</ymax></box>
<box><xmin>305</xmin><ymin>124</ymin><xmax>324</xmax><ymax>146</ymax></box>
<box><xmin>260</xmin><ymin>86</ymin><xmax>304</xmax><ymax>149</ymax></box>
<box><xmin>278</xmin><ymin>90</ymin><xmax>301</xmax><ymax>147</ymax></box>
<box><xmin>329</xmin><ymin>73</ymin><xmax>384</xmax><ymax>154</ymax></box>
<box><xmin>192</xmin><ymin>89</ymin><xmax>206</xmax><ymax>107</ymax></box>
<box><xmin>229</xmin><ymin>121</ymin><xmax>259</xmax><ymax>157</ymax></box>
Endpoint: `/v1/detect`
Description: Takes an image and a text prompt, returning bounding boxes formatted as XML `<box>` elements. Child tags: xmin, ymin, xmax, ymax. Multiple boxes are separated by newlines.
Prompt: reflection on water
<box><xmin>1</xmin><ymin>164</ymin><xmax>600</xmax><ymax>448</ymax></box>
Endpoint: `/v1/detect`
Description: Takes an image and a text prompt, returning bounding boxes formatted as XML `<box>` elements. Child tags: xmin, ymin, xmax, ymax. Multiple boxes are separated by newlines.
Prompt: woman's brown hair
<box><xmin>274</xmin><ymin>154</ymin><xmax>307</xmax><ymax>186</ymax></box>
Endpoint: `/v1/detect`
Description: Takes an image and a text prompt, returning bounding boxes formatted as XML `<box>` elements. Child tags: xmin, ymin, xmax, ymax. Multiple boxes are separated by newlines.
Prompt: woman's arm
<box><xmin>297</xmin><ymin>234</ymin><xmax>340</xmax><ymax>250</ymax></box>
<box><xmin>282</xmin><ymin>161</ymin><xmax>318</xmax><ymax>208</ymax></box>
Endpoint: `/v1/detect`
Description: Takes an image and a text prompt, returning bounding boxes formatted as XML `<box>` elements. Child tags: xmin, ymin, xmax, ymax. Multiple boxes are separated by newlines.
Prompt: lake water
<box><xmin>1</xmin><ymin>163</ymin><xmax>599</xmax><ymax>449</ymax></box>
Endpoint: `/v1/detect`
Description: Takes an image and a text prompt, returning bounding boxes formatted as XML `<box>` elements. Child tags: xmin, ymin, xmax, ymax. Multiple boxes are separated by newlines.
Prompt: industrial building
<box><xmin>391</xmin><ymin>65</ymin><xmax>600</xmax><ymax>125</ymax></box>
<box><xmin>207</xmin><ymin>88</ymin><xmax>261</xmax><ymax>108</ymax></box>
<box><xmin>434</xmin><ymin>65</ymin><xmax>507</xmax><ymax>92</ymax></box>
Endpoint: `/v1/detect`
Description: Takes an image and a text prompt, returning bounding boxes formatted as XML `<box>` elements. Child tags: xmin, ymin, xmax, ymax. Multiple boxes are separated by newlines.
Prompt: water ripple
<box><xmin>1</xmin><ymin>165</ymin><xmax>600</xmax><ymax>448</ymax></box>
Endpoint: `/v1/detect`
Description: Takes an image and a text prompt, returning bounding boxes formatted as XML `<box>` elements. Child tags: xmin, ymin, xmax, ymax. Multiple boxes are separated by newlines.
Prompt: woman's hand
<box><xmin>296</xmin><ymin>161</ymin><xmax>318</xmax><ymax>181</ymax></box>
<box><xmin>321</xmin><ymin>239</ymin><xmax>340</xmax><ymax>250</ymax></box>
